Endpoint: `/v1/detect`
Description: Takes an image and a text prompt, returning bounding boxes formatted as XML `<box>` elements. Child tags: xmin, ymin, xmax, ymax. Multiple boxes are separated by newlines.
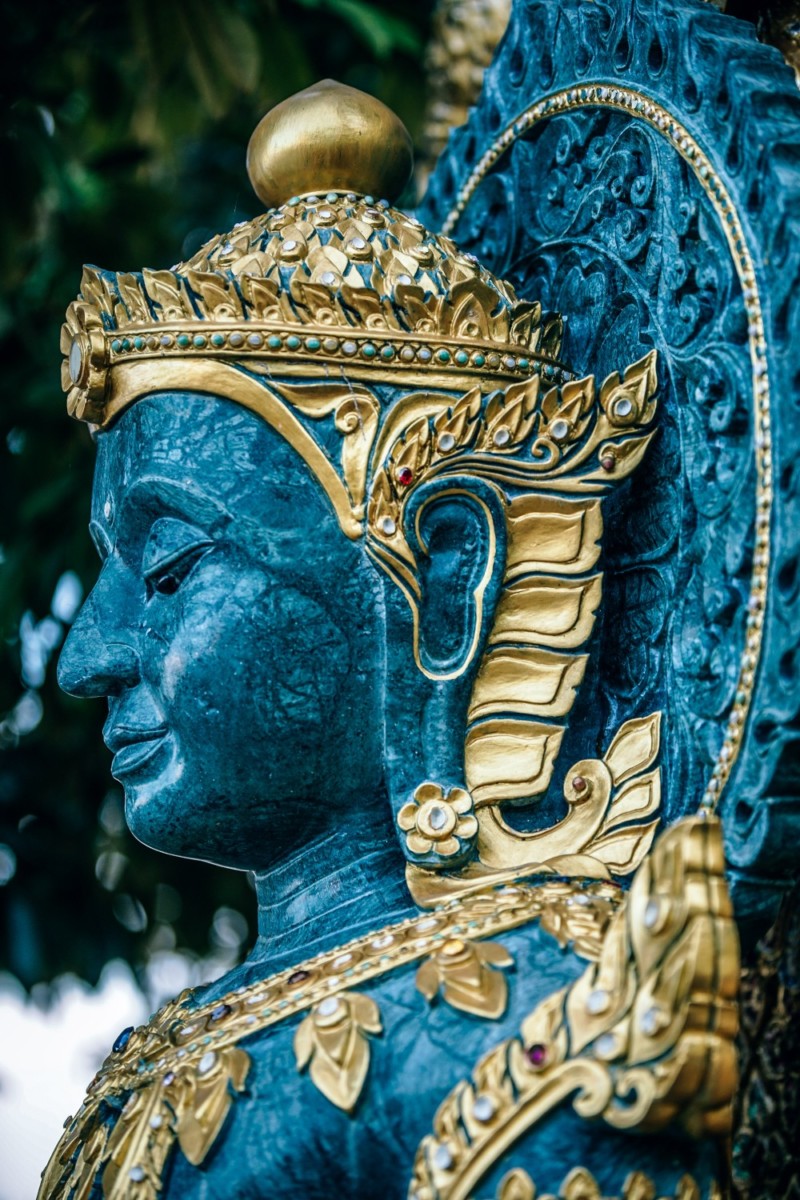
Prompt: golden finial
<box><xmin>246</xmin><ymin>79</ymin><xmax>414</xmax><ymax>207</ymax></box>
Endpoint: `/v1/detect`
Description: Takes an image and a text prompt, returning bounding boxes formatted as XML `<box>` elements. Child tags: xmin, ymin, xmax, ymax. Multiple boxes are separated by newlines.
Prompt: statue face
<box><xmin>58</xmin><ymin>393</ymin><xmax>385</xmax><ymax>869</ymax></box>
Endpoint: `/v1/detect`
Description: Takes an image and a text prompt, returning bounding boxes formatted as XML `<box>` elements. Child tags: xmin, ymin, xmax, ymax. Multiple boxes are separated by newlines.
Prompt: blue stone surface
<box><xmin>52</xmin><ymin>0</ymin><xmax>800</xmax><ymax>1194</ymax></box>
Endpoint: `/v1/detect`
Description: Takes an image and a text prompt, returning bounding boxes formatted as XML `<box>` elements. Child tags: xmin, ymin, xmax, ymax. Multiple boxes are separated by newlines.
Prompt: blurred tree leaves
<box><xmin>0</xmin><ymin>0</ymin><xmax>432</xmax><ymax>992</ymax></box>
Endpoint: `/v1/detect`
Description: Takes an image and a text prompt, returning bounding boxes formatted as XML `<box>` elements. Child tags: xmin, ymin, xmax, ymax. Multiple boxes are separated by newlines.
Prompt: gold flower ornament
<box><xmin>397</xmin><ymin>783</ymin><xmax>478</xmax><ymax>858</ymax></box>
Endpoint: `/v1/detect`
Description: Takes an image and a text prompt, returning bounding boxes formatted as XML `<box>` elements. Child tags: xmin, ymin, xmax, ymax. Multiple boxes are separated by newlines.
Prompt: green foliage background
<box><xmin>0</xmin><ymin>0</ymin><xmax>433</xmax><ymax>993</ymax></box>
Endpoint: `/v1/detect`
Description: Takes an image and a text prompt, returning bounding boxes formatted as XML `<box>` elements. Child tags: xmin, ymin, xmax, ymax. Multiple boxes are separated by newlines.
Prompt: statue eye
<box><xmin>145</xmin><ymin>543</ymin><xmax>212</xmax><ymax>599</ymax></box>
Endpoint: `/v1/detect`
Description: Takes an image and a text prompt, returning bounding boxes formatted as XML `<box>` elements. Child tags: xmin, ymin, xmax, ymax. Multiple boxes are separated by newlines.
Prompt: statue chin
<box><xmin>58</xmin><ymin>392</ymin><xmax>386</xmax><ymax>871</ymax></box>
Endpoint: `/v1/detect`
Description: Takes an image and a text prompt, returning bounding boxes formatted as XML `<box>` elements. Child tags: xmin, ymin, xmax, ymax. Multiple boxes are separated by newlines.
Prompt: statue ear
<box><xmin>406</xmin><ymin>482</ymin><xmax>506</xmax><ymax>679</ymax></box>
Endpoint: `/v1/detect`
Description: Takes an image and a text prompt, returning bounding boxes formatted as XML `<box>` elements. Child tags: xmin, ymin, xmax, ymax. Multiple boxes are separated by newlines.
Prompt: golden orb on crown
<box><xmin>61</xmin><ymin>80</ymin><xmax>568</xmax><ymax>429</ymax></box>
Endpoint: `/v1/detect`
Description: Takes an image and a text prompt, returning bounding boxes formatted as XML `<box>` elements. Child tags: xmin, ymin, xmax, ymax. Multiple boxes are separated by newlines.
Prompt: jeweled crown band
<box><xmin>62</xmin><ymin>187</ymin><xmax>569</xmax><ymax>426</ymax></box>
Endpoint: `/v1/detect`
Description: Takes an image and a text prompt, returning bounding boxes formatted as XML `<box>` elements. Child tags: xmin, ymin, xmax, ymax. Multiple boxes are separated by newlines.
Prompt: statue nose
<box><xmin>58</xmin><ymin>607</ymin><xmax>141</xmax><ymax>699</ymax></box>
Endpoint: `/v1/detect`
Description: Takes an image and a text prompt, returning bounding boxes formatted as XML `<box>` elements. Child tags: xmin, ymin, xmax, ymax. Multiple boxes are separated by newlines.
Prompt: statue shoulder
<box><xmin>409</xmin><ymin>817</ymin><xmax>738</xmax><ymax>1200</ymax></box>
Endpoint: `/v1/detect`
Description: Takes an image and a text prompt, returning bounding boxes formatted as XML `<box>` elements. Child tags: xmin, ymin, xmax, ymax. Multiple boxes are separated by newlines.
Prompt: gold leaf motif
<box><xmin>416</xmin><ymin>937</ymin><xmax>514</xmax><ymax>1020</ymax></box>
<box><xmin>142</xmin><ymin>269</ymin><xmax>192</xmax><ymax>320</ymax></box>
<box><xmin>497</xmin><ymin>1167</ymin><xmax>537</xmax><ymax>1200</ymax></box>
<box><xmin>293</xmin><ymin>992</ymin><xmax>382</xmax><ymax>1114</ymax></box>
<box><xmin>587</xmin><ymin>818</ymin><xmax>661</xmax><ymax>874</ymax></box>
<box><xmin>479</xmin><ymin>375</ymin><xmax>540</xmax><ymax>451</ymax></box>
<box><xmin>185</xmin><ymin>270</ymin><xmax>240</xmax><ymax>320</ymax></box>
<box><xmin>38</xmin><ymin>1044</ymin><xmax>250</xmax><ymax>1200</ymax></box>
<box><xmin>602</xmin><ymin>771</ymin><xmax>660</xmax><ymax>833</ymax></box>
<box><xmin>433</xmin><ymin>385</ymin><xmax>482</xmax><ymax>449</ymax></box>
<box><xmin>494</xmin><ymin>1165</ymin><xmax>720</xmax><ymax>1200</ymax></box>
<box><xmin>600</xmin><ymin>350</ymin><xmax>659</xmax><ymax>426</ymax></box>
<box><xmin>115</xmin><ymin>273</ymin><xmax>150</xmax><ymax>325</ymax></box>
<box><xmin>40</xmin><ymin>885</ymin><xmax>624</xmax><ymax>1198</ymax></box>
<box><xmin>604</xmin><ymin>713</ymin><xmax>662</xmax><ymax>787</ymax></box>
<box><xmin>175</xmin><ymin>1047</ymin><xmax>250</xmax><ymax>1166</ymax></box>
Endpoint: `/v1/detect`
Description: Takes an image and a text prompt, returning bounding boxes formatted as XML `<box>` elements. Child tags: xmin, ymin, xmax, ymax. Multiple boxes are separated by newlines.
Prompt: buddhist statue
<box><xmin>39</xmin><ymin>0</ymin><xmax>800</xmax><ymax>1195</ymax></box>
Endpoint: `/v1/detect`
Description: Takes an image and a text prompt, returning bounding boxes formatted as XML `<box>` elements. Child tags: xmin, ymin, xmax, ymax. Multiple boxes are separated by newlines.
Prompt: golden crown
<box><xmin>61</xmin><ymin>81</ymin><xmax>570</xmax><ymax>428</ymax></box>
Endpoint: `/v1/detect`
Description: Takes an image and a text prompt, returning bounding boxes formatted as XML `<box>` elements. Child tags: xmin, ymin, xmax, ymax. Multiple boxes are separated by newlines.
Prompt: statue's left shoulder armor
<box><xmin>410</xmin><ymin>816</ymin><xmax>739</xmax><ymax>1200</ymax></box>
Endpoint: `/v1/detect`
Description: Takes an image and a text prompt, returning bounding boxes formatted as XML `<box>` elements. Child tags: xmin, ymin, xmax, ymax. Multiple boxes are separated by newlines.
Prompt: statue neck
<box><xmin>249</xmin><ymin>822</ymin><xmax>416</xmax><ymax>968</ymax></box>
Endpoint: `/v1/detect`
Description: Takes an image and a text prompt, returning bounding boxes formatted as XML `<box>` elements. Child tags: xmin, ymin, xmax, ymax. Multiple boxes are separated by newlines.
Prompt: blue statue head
<box><xmin>58</xmin><ymin>82</ymin><xmax>660</xmax><ymax>903</ymax></box>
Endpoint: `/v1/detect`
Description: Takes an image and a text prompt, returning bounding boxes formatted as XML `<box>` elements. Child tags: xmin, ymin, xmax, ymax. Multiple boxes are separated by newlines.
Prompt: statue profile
<box><xmin>38</xmin><ymin>0</ymin><xmax>800</xmax><ymax>1190</ymax></box>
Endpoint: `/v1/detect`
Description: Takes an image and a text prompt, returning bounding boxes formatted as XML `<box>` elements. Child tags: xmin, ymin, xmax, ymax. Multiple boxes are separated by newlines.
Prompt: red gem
<box><xmin>600</xmin><ymin>455</ymin><xmax>616</xmax><ymax>472</ymax></box>
<box><xmin>396</xmin><ymin>466</ymin><xmax>414</xmax><ymax>487</ymax></box>
<box><xmin>527</xmin><ymin>1043</ymin><xmax>547</xmax><ymax>1067</ymax></box>
<box><xmin>572</xmin><ymin>775</ymin><xmax>587</xmax><ymax>792</ymax></box>
<box><xmin>287</xmin><ymin>970</ymin><xmax>310</xmax><ymax>985</ymax></box>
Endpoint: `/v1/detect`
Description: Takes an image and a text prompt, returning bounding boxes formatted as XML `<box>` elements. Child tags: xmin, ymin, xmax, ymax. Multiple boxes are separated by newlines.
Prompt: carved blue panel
<box><xmin>420</xmin><ymin>0</ymin><xmax>800</xmax><ymax>919</ymax></box>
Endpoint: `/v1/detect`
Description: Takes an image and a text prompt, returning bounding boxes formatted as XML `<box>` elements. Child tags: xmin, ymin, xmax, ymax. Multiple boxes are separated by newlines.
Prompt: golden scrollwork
<box><xmin>410</xmin><ymin>711</ymin><xmax>662</xmax><ymax>907</ymax></box>
<box><xmin>409</xmin><ymin>816</ymin><xmax>739</xmax><ymax>1200</ymax></box>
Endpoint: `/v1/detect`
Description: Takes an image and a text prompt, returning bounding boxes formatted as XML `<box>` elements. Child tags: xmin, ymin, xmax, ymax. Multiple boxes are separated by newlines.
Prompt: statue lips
<box><xmin>104</xmin><ymin>723</ymin><xmax>170</xmax><ymax>778</ymax></box>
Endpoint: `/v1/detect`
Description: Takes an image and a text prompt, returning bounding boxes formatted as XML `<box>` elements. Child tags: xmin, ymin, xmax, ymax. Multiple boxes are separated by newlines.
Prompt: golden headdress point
<box><xmin>61</xmin><ymin>80</ymin><xmax>569</xmax><ymax>429</ymax></box>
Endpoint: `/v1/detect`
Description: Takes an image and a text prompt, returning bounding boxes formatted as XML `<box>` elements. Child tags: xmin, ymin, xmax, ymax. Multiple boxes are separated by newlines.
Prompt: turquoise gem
<box><xmin>473</xmin><ymin>353</ymin><xmax>485</xmax><ymax>367</ymax></box>
<box><xmin>211</xmin><ymin>333</ymin><xmax>225</xmax><ymax>347</ymax></box>
<box><xmin>267</xmin><ymin>335</ymin><xmax>282</xmax><ymax>349</ymax></box>
<box><xmin>305</xmin><ymin>337</ymin><xmax>321</xmax><ymax>351</ymax></box>
<box><xmin>177</xmin><ymin>334</ymin><xmax>190</xmax><ymax>348</ymax></box>
<box><xmin>193</xmin><ymin>334</ymin><xmax>207</xmax><ymax>348</ymax></box>
<box><xmin>121</xmin><ymin>338</ymin><xmax>131</xmax><ymax>351</ymax></box>
<box><xmin>111</xmin><ymin>339</ymin><xmax>122</xmax><ymax>353</ymax></box>
<box><xmin>288</xmin><ymin>196</ymin><xmax>300</xmax><ymax>205</ymax></box>
<box><xmin>133</xmin><ymin>336</ymin><xmax>145</xmax><ymax>351</ymax></box>
<box><xmin>286</xmin><ymin>335</ymin><xmax>301</xmax><ymax>350</ymax></box>
<box><xmin>518</xmin><ymin>358</ymin><xmax>530</xmax><ymax>370</ymax></box>
<box><xmin>437</xmin><ymin>349</ymin><xmax>451</xmax><ymax>363</ymax></box>
<box><xmin>362</xmin><ymin>344</ymin><xmax>377</xmax><ymax>358</ymax></box>
<box><xmin>380</xmin><ymin>346</ymin><xmax>395</xmax><ymax>360</ymax></box>
<box><xmin>455</xmin><ymin>350</ymin><xmax>469</xmax><ymax>366</ymax></box>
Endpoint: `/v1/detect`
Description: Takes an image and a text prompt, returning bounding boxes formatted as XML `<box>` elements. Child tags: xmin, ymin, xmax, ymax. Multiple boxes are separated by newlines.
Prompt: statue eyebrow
<box><xmin>116</xmin><ymin>477</ymin><xmax>232</xmax><ymax>545</ymax></box>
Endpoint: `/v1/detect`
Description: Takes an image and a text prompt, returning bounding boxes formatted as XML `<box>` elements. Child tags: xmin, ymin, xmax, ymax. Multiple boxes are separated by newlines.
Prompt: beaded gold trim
<box><xmin>86</xmin><ymin>879</ymin><xmax>621</xmax><ymax>1097</ymax></box>
<box><xmin>441</xmin><ymin>85</ymin><xmax>772</xmax><ymax>817</ymax></box>
<box><xmin>39</xmin><ymin>879</ymin><xmax>621</xmax><ymax>1199</ymax></box>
